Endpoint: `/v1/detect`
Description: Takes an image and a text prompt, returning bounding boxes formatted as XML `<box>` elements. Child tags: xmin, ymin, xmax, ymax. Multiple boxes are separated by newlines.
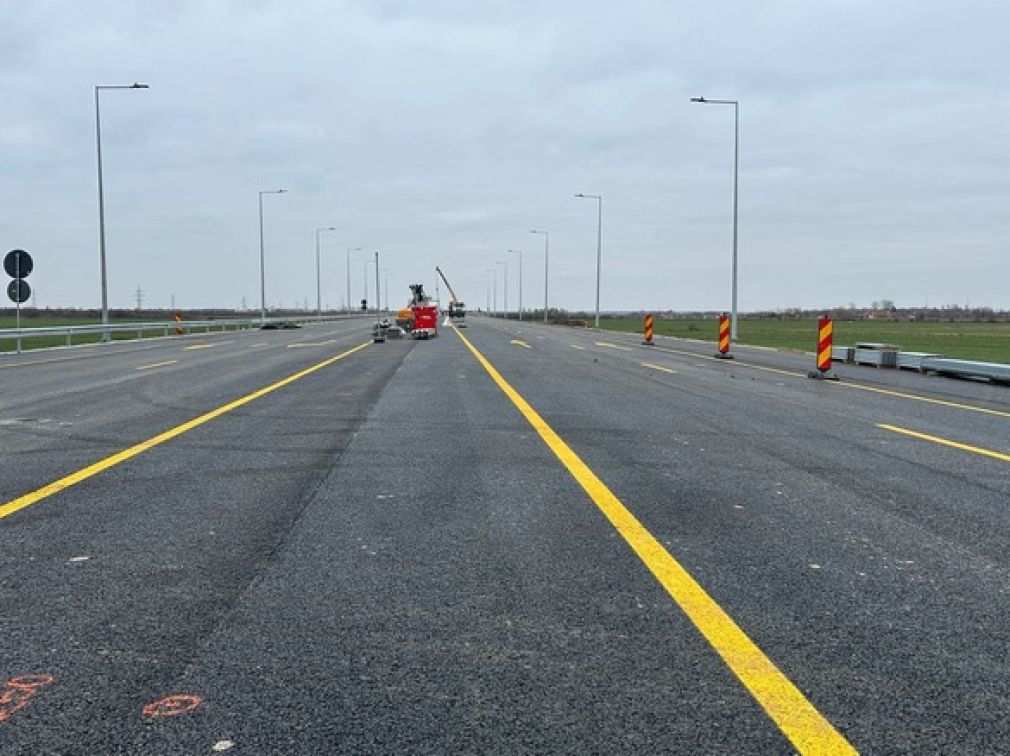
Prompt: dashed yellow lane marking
<box><xmin>642</xmin><ymin>362</ymin><xmax>676</xmax><ymax>374</ymax></box>
<box><xmin>453</xmin><ymin>326</ymin><xmax>855</xmax><ymax>755</ymax></box>
<box><xmin>0</xmin><ymin>342</ymin><xmax>371</xmax><ymax>520</ymax></box>
<box><xmin>878</xmin><ymin>423</ymin><xmax>1010</xmax><ymax>463</ymax></box>
<box><xmin>595</xmin><ymin>341</ymin><xmax>632</xmax><ymax>351</ymax></box>
<box><xmin>183</xmin><ymin>341</ymin><xmax>233</xmax><ymax>351</ymax></box>
<box><xmin>287</xmin><ymin>340</ymin><xmax>337</xmax><ymax>348</ymax></box>
<box><xmin>136</xmin><ymin>360</ymin><xmax>178</xmax><ymax>371</ymax></box>
<box><xmin>510</xmin><ymin>339</ymin><xmax>531</xmax><ymax>349</ymax></box>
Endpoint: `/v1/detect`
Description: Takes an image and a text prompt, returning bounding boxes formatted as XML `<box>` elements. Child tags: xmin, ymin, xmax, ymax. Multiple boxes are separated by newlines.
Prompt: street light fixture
<box><xmin>529</xmin><ymin>229</ymin><xmax>549</xmax><ymax>322</ymax></box>
<box><xmin>508</xmin><ymin>249</ymin><xmax>523</xmax><ymax>321</ymax></box>
<box><xmin>691</xmin><ymin>95</ymin><xmax>740</xmax><ymax>341</ymax></box>
<box><xmin>346</xmin><ymin>247</ymin><xmax>362</xmax><ymax>312</ymax></box>
<box><xmin>314</xmin><ymin>226</ymin><xmax>337</xmax><ymax>318</ymax></box>
<box><xmin>95</xmin><ymin>82</ymin><xmax>148</xmax><ymax>341</ymax></box>
<box><xmin>575</xmin><ymin>193</ymin><xmax>603</xmax><ymax>328</ymax></box>
<box><xmin>258</xmin><ymin>189</ymin><xmax>287</xmax><ymax>324</ymax></box>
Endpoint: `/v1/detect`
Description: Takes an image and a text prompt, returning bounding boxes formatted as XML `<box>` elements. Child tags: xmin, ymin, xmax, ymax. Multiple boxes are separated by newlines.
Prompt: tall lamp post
<box><xmin>508</xmin><ymin>249</ymin><xmax>523</xmax><ymax>320</ymax></box>
<box><xmin>95</xmin><ymin>82</ymin><xmax>148</xmax><ymax>340</ymax></box>
<box><xmin>575</xmin><ymin>193</ymin><xmax>603</xmax><ymax>328</ymax></box>
<box><xmin>490</xmin><ymin>267</ymin><xmax>497</xmax><ymax>316</ymax></box>
<box><xmin>485</xmin><ymin>269</ymin><xmax>493</xmax><ymax>314</ymax></box>
<box><xmin>346</xmin><ymin>247</ymin><xmax>362</xmax><ymax>312</ymax></box>
<box><xmin>496</xmin><ymin>260</ymin><xmax>508</xmax><ymax>319</ymax></box>
<box><xmin>691</xmin><ymin>95</ymin><xmax>740</xmax><ymax>340</ymax></box>
<box><xmin>315</xmin><ymin>226</ymin><xmax>337</xmax><ymax>318</ymax></box>
<box><xmin>258</xmin><ymin>189</ymin><xmax>287</xmax><ymax>324</ymax></box>
<box><xmin>529</xmin><ymin>229</ymin><xmax>549</xmax><ymax>322</ymax></box>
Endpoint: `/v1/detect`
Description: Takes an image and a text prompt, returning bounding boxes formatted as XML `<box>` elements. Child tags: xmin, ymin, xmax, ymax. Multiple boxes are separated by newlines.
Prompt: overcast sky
<box><xmin>2</xmin><ymin>0</ymin><xmax>1008</xmax><ymax>313</ymax></box>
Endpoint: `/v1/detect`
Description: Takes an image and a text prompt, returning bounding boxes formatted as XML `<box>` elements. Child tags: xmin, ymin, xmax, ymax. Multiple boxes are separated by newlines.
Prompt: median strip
<box><xmin>0</xmin><ymin>342</ymin><xmax>371</xmax><ymax>520</ymax></box>
<box><xmin>453</xmin><ymin>326</ymin><xmax>854</xmax><ymax>755</ymax></box>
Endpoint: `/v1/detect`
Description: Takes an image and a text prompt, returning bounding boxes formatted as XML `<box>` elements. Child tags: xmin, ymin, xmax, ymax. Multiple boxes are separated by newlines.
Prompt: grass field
<box><xmin>599</xmin><ymin>317</ymin><xmax>1010</xmax><ymax>364</ymax></box>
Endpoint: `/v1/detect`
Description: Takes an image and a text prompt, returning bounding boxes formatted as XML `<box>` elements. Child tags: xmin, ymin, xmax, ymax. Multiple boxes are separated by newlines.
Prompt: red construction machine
<box><xmin>396</xmin><ymin>283</ymin><xmax>439</xmax><ymax>339</ymax></box>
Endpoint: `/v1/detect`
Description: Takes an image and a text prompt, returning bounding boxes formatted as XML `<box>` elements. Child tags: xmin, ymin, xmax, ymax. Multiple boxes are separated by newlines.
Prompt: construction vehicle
<box><xmin>434</xmin><ymin>266</ymin><xmax>467</xmax><ymax>327</ymax></box>
<box><xmin>397</xmin><ymin>283</ymin><xmax>438</xmax><ymax>339</ymax></box>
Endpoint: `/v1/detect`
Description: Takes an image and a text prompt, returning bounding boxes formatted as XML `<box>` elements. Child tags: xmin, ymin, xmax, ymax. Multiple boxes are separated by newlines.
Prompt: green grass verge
<box><xmin>599</xmin><ymin>317</ymin><xmax>1010</xmax><ymax>364</ymax></box>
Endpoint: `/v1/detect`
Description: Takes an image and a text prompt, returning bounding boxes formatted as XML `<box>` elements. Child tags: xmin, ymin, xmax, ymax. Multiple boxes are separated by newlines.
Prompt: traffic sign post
<box><xmin>5</xmin><ymin>249</ymin><xmax>33</xmax><ymax>355</ymax></box>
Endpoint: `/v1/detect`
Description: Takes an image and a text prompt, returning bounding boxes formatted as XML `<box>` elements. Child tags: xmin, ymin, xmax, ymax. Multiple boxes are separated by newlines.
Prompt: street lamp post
<box><xmin>691</xmin><ymin>96</ymin><xmax>740</xmax><ymax>340</ymax></box>
<box><xmin>258</xmin><ymin>189</ymin><xmax>287</xmax><ymax>324</ymax></box>
<box><xmin>374</xmin><ymin>252</ymin><xmax>381</xmax><ymax>314</ymax></box>
<box><xmin>491</xmin><ymin>266</ymin><xmax>497</xmax><ymax>316</ymax></box>
<box><xmin>95</xmin><ymin>82</ymin><xmax>148</xmax><ymax>341</ymax></box>
<box><xmin>496</xmin><ymin>260</ymin><xmax>508</xmax><ymax>319</ymax></box>
<box><xmin>485</xmin><ymin>269</ymin><xmax>492</xmax><ymax>313</ymax></box>
<box><xmin>508</xmin><ymin>249</ymin><xmax>523</xmax><ymax>320</ymax></box>
<box><xmin>529</xmin><ymin>229</ymin><xmax>549</xmax><ymax>322</ymax></box>
<box><xmin>575</xmin><ymin>193</ymin><xmax>603</xmax><ymax>328</ymax></box>
<box><xmin>346</xmin><ymin>247</ymin><xmax>362</xmax><ymax>313</ymax></box>
<box><xmin>315</xmin><ymin>226</ymin><xmax>337</xmax><ymax>318</ymax></box>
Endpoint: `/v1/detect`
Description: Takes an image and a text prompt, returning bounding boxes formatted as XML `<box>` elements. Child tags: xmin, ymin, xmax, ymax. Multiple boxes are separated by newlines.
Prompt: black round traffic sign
<box><xmin>4</xmin><ymin>249</ymin><xmax>33</xmax><ymax>279</ymax></box>
<box><xmin>7</xmin><ymin>279</ymin><xmax>30</xmax><ymax>304</ymax></box>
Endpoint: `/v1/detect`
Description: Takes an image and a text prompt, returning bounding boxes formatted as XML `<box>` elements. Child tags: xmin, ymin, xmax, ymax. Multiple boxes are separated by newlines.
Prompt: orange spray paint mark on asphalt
<box><xmin>0</xmin><ymin>674</ymin><xmax>54</xmax><ymax>722</ymax></box>
<box><xmin>143</xmin><ymin>694</ymin><xmax>203</xmax><ymax>718</ymax></box>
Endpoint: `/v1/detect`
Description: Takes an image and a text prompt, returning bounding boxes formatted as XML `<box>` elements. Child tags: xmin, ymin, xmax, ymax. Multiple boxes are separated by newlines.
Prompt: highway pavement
<box><xmin>1</xmin><ymin>316</ymin><xmax>1009</xmax><ymax>753</ymax></box>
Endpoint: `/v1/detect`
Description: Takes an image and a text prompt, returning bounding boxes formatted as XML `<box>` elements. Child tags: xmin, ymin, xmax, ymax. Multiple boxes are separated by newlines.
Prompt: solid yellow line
<box><xmin>649</xmin><ymin>342</ymin><xmax>1010</xmax><ymax>418</ymax></box>
<box><xmin>136</xmin><ymin>359</ymin><xmax>178</xmax><ymax>370</ymax></box>
<box><xmin>452</xmin><ymin>327</ymin><xmax>854</xmax><ymax>754</ymax></box>
<box><xmin>0</xmin><ymin>342</ymin><xmax>371</xmax><ymax>520</ymax></box>
<box><xmin>877</xmin><ymin>423</ymin><xmax>1010</xmax><ymax>463</ymax></box>
<box><xmin>835</xmin><ymin>382</ymin><xmax>1010</xmax><ymax>420</ymax></box>
<box><xmin>642</xmin><ymin>362</ymin><xmax>677</xmax><ymax>374</ymax></box>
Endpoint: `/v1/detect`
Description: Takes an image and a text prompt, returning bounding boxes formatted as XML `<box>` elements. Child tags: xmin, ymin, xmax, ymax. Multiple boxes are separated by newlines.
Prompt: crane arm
<box><xmin>434</xmin><ymin>266</ymin><xmax>460</xmax><ymax>304</ymax></box>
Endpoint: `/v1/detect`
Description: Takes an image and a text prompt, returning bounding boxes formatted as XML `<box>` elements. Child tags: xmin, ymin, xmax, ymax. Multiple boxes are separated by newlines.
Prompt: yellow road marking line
<box><xmin>183</xmin><ymin>341</ymin><xmax>233</xmax><ymax>351</ymax></box>
<box><xmin>648</xmin><ymin>343</ymin><xmax>1010</xmax><ymax>419</ymax></box>
<box><xmin>642</xmin><ymin>362</ymin><xmax>676</xmax><ymax>374</ymax></box>
<box><xmin>0</xmin><ymin>342</ymin><xmax>371</xmax><ymax>521</ymax></box>
<box><xmin>136</xmin><ymin>360</ymin><xmax>178</xmax><ymax>371</ymax></box>
<box><xmin>877</xmin><ymin>423</ymin><xmax>1010</xmax><ymax>463</ymax></box>
<box><xmin>595</xmin><ymin>341</ymin><xmax>632</xmax><ymax>351</ymax></box>
<box><xmin>452</xmin><ymin>326</ymin><xmax>854</xmax><ymax>754</ymax></box>
<box><xmin>570</xmin><ymin>345</ymin><xmax>585</xmax><ymax>351</ymax></box>
<box><xmin>510</xmin><ymin>339</ymin><xmax>531</xmax><ymax>349</ymax></box>
<box><xmin>287</xmin><ymin>340</ymin><xmax>337</xmax><ymax>348</ymax></box>
<box><xmin>837</xmin><ymin>382</ymin><xmax>1010</xmax><ymax>420</ymax></box>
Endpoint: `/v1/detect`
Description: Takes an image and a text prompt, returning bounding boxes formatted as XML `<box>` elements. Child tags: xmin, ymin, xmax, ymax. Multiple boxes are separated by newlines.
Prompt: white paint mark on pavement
<box><xmin>212</xmin><ymin>740</ymin><xmax>235</xmax><ymax>752</ymax></box>
<box><xmin>68</xmin><ymin>556</ymin><xmax>90</xmax><ymax>562</ymax></box>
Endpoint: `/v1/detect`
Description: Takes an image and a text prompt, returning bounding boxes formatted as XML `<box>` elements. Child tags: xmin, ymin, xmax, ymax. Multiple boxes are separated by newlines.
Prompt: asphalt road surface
<box><xmin>2</xmin><ymin>316</ymin><xmax>1010</xmax><ymax>754</ymax></box>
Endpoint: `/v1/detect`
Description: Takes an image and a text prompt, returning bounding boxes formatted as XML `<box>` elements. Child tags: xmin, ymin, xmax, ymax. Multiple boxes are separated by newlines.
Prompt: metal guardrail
<box><xmin>0</xmin><ymin>315</ymin><xmax>358</xmax><ymax>353</ymax></box>
<box><xmin>833</xmin><ymin>344</ymin><xmax>1010</xmax><ymax>384</ymax></box>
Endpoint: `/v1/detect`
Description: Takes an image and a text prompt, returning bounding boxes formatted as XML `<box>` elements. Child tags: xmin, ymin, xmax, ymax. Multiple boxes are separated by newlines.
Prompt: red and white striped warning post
<box><xmin>642</xmin><ymin>313</ymin><xmax>655</xmax><ymax>346</ymax></box>
<box><xmin>808</xmin><ymin>315</ymin><xmax>838</xmax><ymax>380</ymax></box>
<box><xmin>714</xmin><ymin>312</ymin><xmax>733</xmax><ymax>359</ymax></box>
